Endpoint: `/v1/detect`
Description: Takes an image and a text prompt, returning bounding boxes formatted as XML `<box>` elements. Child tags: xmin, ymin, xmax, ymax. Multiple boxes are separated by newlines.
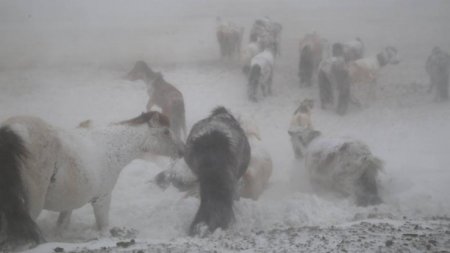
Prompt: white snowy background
<box><xmin>1</xmin><ymin>0</ymin><xmax>449</xmax><ymax>252</ymax></box>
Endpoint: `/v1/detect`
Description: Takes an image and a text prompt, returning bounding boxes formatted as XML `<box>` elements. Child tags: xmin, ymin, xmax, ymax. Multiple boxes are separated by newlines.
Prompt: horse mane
<box><xmin>210</xmin><ymin>106</ymin><xmax>229</xmax><ymax>116</ymax></box>
<box><xmin>130</xmin><ymin>61</ymin><xmax>157</xmax><ymax>80</ymax></box>
<box><xmin>117</xmin><ymin>111</ymin><xmax>170</xmax><ymax>127</ymax></box>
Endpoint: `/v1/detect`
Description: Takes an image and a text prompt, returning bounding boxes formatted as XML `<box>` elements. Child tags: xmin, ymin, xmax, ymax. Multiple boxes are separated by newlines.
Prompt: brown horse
<box><xmin>298</xmin><ymin>32</ymin><xmax>324</xmax><ymax>87</ymax></box>
<box><xmin>216</xmin><ymin>17</ymin><xmax>244</xmax><ymax>59</ymax></box>
<box><xmin>126</xmin><ymin>61</ymin><xmax>187</xmax><ymax>140</ymax></box>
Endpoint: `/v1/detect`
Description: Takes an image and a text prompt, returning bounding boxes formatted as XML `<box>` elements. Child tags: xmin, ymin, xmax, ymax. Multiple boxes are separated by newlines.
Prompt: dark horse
<box><xmin>184</xmin><ymin>107</ymin><xmax>250</xmax><ymax>236</ymax></box>
<box><xmin>317</xmin><ymin>43</ymin><xmax>351</xmax><ymax>115</ymax></box>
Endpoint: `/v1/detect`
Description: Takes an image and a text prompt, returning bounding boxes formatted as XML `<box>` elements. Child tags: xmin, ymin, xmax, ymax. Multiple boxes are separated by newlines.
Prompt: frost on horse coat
<box><xmin>126</xmin><ymin>61</ymin><xmax>187</xmax><ymax>140</ymax></box>
<box><xmin>341</xmin><ymin>37</ymin><xmax>364</xmax><ymax>62</ymax></box>
<box><xmin>241</xmin><ymin>40</ymin><xmax>263</xmax><ymax>74</ymax></box>
<box><xmin>0</xmin><ymin>112</ymin><xmax>184</xmax><ymax>249</ymax></box>
<box><xmin>184</xmin><ymin>107</ymin><xmax>250</xmax><ymax>236</ymax></box>
<box><xmin>290</xmin><ymin>127</ymin><xmax>383</xmax><ymax>206</ymax></box>
<box><xmin>248</xmin><ymin>48</ymin><xmax>275</xmax><ymax>102</ymax></box>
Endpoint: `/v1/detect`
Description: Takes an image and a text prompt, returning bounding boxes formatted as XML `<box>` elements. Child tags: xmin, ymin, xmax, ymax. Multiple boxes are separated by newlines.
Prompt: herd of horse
<box><xmin>1</xmin><ymin>15</ymin><xmax>449</xmax><ymax>251</ymax></box>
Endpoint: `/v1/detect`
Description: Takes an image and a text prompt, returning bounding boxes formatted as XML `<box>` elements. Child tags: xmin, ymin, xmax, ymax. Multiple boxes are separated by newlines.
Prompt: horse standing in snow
<box><xmin>184</xmin><ymin>107</ymin><xmax>250</xmax><ymax>236</ymax></box>
<box><xmin>288</xmin><ymin>127</ymin><xmax>383</xmax><ymax>206</ymax></box>
<box><xmin>288</xmin><ymin>98</ymin><xmax>314</xmax><ymax>158</ymax></box>
<box><xmin>216</xmin><ymin>17</ymin><xmax>244</xmax><ymax>59</ymax></box>
<box><xmin>0</xmin><ymin>112</ymin><xmax>184</xmax><ymax>250</ymax></box>
<box><xmin>340</xmin><ymin>37</ymin><xmax>365</xmax><ymax>62</ymax></box>
<box><xmin>241</xmin><ymin>38</ymin><xmax>263</xmax><ymax>75</ymax></box>
<box><xmin>126</xmin><ymin>61</ymin><xmax>187</xmax><ymax>140</ymax></box>
<box><xmin>426</xmin><ymin>46</ymin><xmax>450</xmax><ymax>102</ymax></box>
<box><xmin>154</xmin><ymin>118</ymin><xmax>272</xmax><ymax>201</ymax></box>
<box><xmin>248</xmin><ymin>44</ymin><xmax>275</xmax><ymax>102</ymax></box>
<box><xmin>348</xmin><ymin>46</ymin><xmax>400</xmax><ymax>106</ymax></box>
<box><xmin>317</xmin><ymin>43</ymin><xmax>352</xmax><ymax>115</ymax></box>
<box><xmin>249</xmin><ymin>17</ymin><xmax>282</xmax><ymax>56</ymax></box>
<box><xmin>298</xmin><ymin>32</ymin><xmax>324</xmax><ymax>87</ymax></box>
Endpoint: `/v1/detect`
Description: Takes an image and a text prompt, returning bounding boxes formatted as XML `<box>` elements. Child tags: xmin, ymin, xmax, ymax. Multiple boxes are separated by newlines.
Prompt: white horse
<box><xmin>289</xmin><ymin>127</ymin><xmax>383</xmax><ymax>206</ymax></box>
<box><xmin>248</xmin><ymin>46</ymin><xmax>275</xmax><ymax>102</ymax></box>
<box><xmin>348</xmin><ymin>46</ymin><xmax>400</xmax><ymax>106</ymax></box>
<box><xmin>241</xmin><ymin>40</ymin><xmax>263</xmax><ymax>75</ymax></box>
<box><xmin>0</xmin><ymin>111</ymin><xmax>184</xmax><ymax>250</ymax></box>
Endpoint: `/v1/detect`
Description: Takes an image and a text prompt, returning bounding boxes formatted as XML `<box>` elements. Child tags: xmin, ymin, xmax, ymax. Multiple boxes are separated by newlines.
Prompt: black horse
<box><xmin>184</xmin><ymin>107</ymin><xmax>250</xmax><ymax>236</ymax></box>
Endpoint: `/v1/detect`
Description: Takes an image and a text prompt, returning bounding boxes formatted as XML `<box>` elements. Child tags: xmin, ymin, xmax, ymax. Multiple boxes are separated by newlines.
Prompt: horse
<box><xmin>0</xmin><ymin>111</ymin><xmax>184</xmax><ymax>250</ymax></box>
<box><xmin>126</xmin><ymin>61</ymin><xmax>187</xmax><ymax>140</ymax></box>
<box><xmin>249</xmin><ymin>17</ymin><xmax>282</xmax><ymax>56</ymax></box>
<box><xmin>348</xmin><ymin>46</ymin><xmax>400</xmax><ymax>106</ymax></box>
<box><xmin>317</xmin><ymin>43</ymin><xmax>352</xmax><ymax>115</ymax></box>
<box><xmin>216</xmin><ymin>17</ymin><xmax>244</xmax><ymax>59</ymax></box>
<box><xmin>238</xmin><ymin>120</ymin><xmax>272</xmax><ymax>200</ymax></box>
<box><xmin>288</xmin><ymin>126</ymin><xmax>383</xmax><ymax>206</ymax></box>
<box><xmin>426</xmin><ymin>46</ymin><xmax>450</xmax><ymax>102</ymax></box>
<box><xmin>248</xmin><ymin>45</ymin><xmax>275</xmax><ymax>102</ymax></box>
<box><xmin>288</xmin><ymin>98</ymin><xmax>314</xmax><ymax>158</ymax></box>
<box><xmin>155</xmin><ymin>118</ymin><xmax>271</xmax><ymax>201</ymax></box>
<box><xmin>298</xmin><ymin>32</ymin><xmax>324</xmax><ymax>87</ymax></box>
<box><xmin>341</xmin><ymin>37</ymin><xmax>364</xmax><ymax>62</ymax></box>
<box><xmin>241</xmin><ymin>40</ymin><xmax>263</xmax><ymax>75</ymax></box>
<box><xmin>184</xmin><ymin>107</ymin><xmax>250</xmax><ymax>236</ymax></box>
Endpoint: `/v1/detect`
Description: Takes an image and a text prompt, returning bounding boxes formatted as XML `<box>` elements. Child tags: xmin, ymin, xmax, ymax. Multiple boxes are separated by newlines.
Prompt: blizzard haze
<box><xmin>1</xmin><ymin>0</ymin><xmax>450</xmax><ymax>252</ymax></box>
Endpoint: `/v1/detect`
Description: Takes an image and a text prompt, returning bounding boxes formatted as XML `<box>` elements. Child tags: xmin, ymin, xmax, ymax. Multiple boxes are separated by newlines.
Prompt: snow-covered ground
<box><xmin>1</xmin><ymin>0</ymin><xmax>450</xmax><ymax>252</ymax></box>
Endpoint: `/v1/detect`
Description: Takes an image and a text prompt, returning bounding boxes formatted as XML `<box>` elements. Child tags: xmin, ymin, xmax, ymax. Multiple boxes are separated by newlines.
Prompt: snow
<box><xmin>1</xmin><ymin>0</ymin><xmax>450</xmax><ymax>252</ymax></box>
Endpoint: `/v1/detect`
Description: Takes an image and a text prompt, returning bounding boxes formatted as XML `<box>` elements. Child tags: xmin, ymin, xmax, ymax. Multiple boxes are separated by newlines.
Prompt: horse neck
<box><xmin>94</xmin><ymin>124</ymin><xmax>149</xmax><ymax>172</ymax></box>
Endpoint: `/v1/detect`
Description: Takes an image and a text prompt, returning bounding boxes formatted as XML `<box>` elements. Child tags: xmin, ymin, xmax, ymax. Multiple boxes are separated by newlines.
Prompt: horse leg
<box><xmin>92</xmin><ymin>194</ymin><xmax>112</xmax><ymax>232</ymax></box>
<box><xmin>56</xmin><ymin>210</ymin><xmax>72</xmax><ymax>230</ymax></box>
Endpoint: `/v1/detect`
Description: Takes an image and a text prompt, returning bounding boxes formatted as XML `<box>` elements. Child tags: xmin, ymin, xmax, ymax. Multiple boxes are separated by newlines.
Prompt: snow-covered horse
<box><xmin>248</xmin><ymin>45</ymin><xmax>275</xmax><ymax>102</ymax></box>
<box><xmin>241</xmin><ymin>39</ymin><xmax>263</xmax><ymax>75</ymax></box>
<box><xmin>298</xmin><ymin>32</ymin><xmax>324</xmax><ymax>87</ymax></box>
<box><xmin>426</xmin><ymin>46</ymin><xmax>450</xmax><ymax>101</ymax></box>
<box><xmin>249</xmin><ymin>17</ymin><xmax>282</xmax><ymax>56</ymax></box>
<box><xmin>184</xmin><ymin>107</ymin><xmax>250</xmax><ymax>236</ymax></box>
<box><xmin>216</xmin><ymin>17</ymin><xmax>244</xmax><ymax>59</ymax></box>
<box><xmin>317</xmin><ymin>43</ymin><xmax>352</xmax><ymax>115</ymax></box>
<box><xmin>341</xmin><ymin>37</ymin><xmax>365</xmax><ymax>62</ymax></box>
<box><xmin>348</xmin><ymin>46</ymin><xmax>400</xmax><ymax>106</ymax></box>
<box><xmin>0</xmin><ymin>112</ymin><xmax>184</xmax><ymax>249</ymax></box>
<box><xmin>126</xmin><ymin>61</ymin><xmax>187</xmax><ymax>140</ymax></box>
<box><xmin>288</xmin><ymin>126</ymin><xmax>383</xmax><ymax>206</ymax></box>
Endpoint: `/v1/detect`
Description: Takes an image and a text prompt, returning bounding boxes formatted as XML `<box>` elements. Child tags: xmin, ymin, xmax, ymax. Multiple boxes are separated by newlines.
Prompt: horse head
<box><xmin>119</xmin><ymin>111</ymin><xmax>184</xmax><ymax>158</ymax></box>
<box><xmin>383</xmin><ymin>46</ymin><xmax>400</xmax><ymax>65</ymax></box>
<box><xmin>125</xmin><ymin>61</ymin><xmax>157</xmax><ymax>82</ymax></box>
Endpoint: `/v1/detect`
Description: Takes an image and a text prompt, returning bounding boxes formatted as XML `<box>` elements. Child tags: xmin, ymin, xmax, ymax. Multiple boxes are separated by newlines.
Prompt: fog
<box><xmin>1</xmin><ymin>0</ymin><xmax>450</xmax><ymax>252</ymax></box>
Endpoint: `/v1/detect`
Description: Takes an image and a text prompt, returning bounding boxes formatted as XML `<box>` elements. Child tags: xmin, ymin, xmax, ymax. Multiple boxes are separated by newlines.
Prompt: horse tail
<box><xmin>188</xmin><ymin>130</ymin><xmax>236</xmax><ymax>236</ymax></box>
<box><xmin>0</xmin><ymin>126</ymin><xmax>42</xmax><ymax>246</ymax></box>
<box><xmin>299</xmin><ymin>44</ymin><xmax>314</xmax><ymax>86</ymax></box>
<box><xmin>248</xmin><ymin>64</ymin><xmax>261</xmax><ymax>102</ymax></box>
<box><xmin>333</xmin><ymin>62</ymin><xmax>351</xmax><ymax>115</ymax></box>
<box><xmin>318</xmin><ymin>69</ymin><xmax>332</xmax><ymax>109</ymax></box>
<box><xmin>356</xmin><ymin>155</ymin><xmax>383</xmax><ymax>206</ymax></box>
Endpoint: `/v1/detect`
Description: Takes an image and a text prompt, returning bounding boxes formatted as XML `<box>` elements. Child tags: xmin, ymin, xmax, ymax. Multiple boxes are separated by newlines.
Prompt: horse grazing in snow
<box><xmin>216</xmin><ymin>17</ymin><xmax>244</xmax><ymax>59</ymax></box>
<box><xmin>126</xmin><ymin>61</ymin><xmax>187</xmax><ymax>140</ymax></box>
<box><xmin>317</xmin><ymin>43</ymin><xmax>352</xmax><ymax>115</ymax></box>
<box><xmin>348</xmin><ymin>46</ymin><xmax>400</xmax><ymax>106</ymax></box>
<box><xmin>426</xmin><ymin>46</ymin><xmax>450</xmax><ymax>102</ymax></box>
<box><xmin>0</xmin><ymin>112</ymin><xmax>184</xmax><ymax>250</ymax></box>
<box><xmin>184</xmin><ymin>107</ymin><xmax>250</xmax><ymax>236</ymax></box>
<box><xmin>288</xmin><ymin>126</ymin><xmax>383</xmax><ymax>206</ymax></box>
<box><xmin>298</xmin><ymin>32</ymin><xmax>324</xmax><ymax>87</ymax></box>
<box><xmin>248</xmin><ymin>44</ymin><xmax>275</xmax><ymax>102</ymax></box>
